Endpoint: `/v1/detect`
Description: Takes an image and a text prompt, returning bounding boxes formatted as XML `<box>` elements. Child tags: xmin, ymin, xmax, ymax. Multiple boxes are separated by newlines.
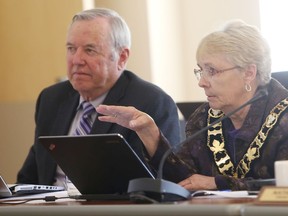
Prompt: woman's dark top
<box><xmin>149</xmin><ymin>79</ymin><xmax>288</xmax><ymax>190</ymax></box>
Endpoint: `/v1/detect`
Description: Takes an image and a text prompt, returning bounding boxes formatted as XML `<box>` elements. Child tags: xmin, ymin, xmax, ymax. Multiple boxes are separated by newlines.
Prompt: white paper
<box><xmin>191</xmin><ymin>190</ymin><xmax>257</xmax><ymax>198</ymax></box>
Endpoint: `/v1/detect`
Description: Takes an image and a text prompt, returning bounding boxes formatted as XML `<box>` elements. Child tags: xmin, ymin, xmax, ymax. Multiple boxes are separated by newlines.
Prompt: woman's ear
<box><xmin>244</xmin><ymin>64</ymin><xmax>257</xmax><ymax>82</ymax></box>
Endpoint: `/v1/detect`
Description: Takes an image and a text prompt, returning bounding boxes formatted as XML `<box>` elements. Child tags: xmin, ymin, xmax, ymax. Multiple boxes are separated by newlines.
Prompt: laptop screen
<box><xmin>39</xmin><ymin>134</ymin><xmax>155</xmax><ymax>195</ymax></box>
<box><xmin>0</xmin><ymin>176</ymin><xmax>12</xmax><ymax>198</ymax></box>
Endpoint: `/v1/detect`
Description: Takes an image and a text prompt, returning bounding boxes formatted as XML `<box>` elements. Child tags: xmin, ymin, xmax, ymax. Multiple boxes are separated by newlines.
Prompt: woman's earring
<box><xmin>245</xmin><ymin>83</ymin><xmax>252</xmax><ymax>92</ymax></box>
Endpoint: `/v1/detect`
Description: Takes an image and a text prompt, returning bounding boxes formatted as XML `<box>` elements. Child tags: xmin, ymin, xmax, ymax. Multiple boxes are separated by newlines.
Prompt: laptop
<box><xmin>39</xmin><ymin>134</ymin><xmax>155</xmax><ymax>199</ymax></box>
<box><xmin>0</xmin><ymin>175</ymin><xmax>64</xmax><ymax>199</ymax></box>
<box><xmin>0</xmin><ymin>176</ymin><xmax>12</xmax><ymax>198</ymax></box>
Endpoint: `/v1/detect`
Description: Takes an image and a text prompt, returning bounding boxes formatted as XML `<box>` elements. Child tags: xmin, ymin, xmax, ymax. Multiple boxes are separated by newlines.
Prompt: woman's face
<box><xmin>196</xmin><ymin>54</ymin><xmax>248</xmax><ymax>113</ymax></box>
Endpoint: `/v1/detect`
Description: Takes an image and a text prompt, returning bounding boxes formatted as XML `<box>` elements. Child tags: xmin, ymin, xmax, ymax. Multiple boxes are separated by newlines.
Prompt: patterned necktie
<box><xmin>75</xmin><ymin>101</ymin><xmax>95</xmax><ymax>135</ymax></box>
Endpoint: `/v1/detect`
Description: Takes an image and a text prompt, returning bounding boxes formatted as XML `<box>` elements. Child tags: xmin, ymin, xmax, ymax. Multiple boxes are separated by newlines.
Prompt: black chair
<box><xmin>271</xmin><ymin>71</ymin><xmax>288</xmax><ymax>89</ymax></box>
<box><xmin>177</xmin><ymin>102</ymin><xmax>204</xmax><ymax>141</ymax></box>
<box><xmin>177</xmin><ymin>102</ymin><xmax>204</xmax><ymax>121</ymax></box>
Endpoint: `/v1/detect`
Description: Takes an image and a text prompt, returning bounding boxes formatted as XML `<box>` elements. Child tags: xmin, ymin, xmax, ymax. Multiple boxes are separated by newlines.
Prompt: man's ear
<box><xmin>117</xmin><ymin>48</ymin><xmax>130</xmax><ymax>71</ymax></box>
<box><xmin>244</xmin><ymin>64</ymin><xmax>257</xmax><ymax>83</ymax></box>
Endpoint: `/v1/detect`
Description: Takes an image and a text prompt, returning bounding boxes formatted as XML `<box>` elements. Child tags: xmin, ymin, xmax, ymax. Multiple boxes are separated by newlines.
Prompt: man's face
<box><xmin>66</xmin><ymin>18</ymin><xmax>121</xmax><ymax>100</ymax></box>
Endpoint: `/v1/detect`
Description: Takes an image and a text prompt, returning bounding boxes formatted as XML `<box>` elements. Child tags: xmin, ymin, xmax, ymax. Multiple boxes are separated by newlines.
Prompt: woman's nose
<box><xmin>198</xmin><ymin>75</ymin><xmax>210</xmax><ymax>88</ymax></box>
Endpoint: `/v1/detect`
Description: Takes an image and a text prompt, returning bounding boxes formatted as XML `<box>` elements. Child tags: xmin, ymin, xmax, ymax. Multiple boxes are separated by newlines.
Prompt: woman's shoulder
<box><xmin>185</xmin><ymin>103</ymin><xmax>209</xmax><ymax>135</ymax></box>
<box><xmin>267</xmin><ymin>79</ymin><xmax>288</xmax><ymax>104</ymax></box>
<box><xmin>265</xmin><ymin>80</ymin><xmax>288</xmax><ymax>135</ymax></box>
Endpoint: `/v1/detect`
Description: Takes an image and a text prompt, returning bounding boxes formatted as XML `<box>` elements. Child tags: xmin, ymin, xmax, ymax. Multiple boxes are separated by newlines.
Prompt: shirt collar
<box><xmin>78</xmin><ymin>92</ymin><xmax>108</xmax><ymax>110</ymax></box>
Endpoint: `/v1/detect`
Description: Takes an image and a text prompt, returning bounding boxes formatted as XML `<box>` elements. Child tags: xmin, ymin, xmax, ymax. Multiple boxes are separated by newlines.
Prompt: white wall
<box><xmin>147</xmin><ymin>0</ymin><xmax>261</xmax><ymax>102</ymax></box>
<box><xmin>96</xmin><ymin>0</ymin><xmax>261</xmax><ymax>102</ymax></box>
<box><xmin>147</xmin><ymin>0</ymin><xmax>185</xmax><ymax>101</ymax></box>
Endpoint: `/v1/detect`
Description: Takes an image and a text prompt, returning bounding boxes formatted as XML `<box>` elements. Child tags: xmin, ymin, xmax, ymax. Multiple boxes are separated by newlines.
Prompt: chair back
<box><xmin>271</xmin><ymin>71</ymin><xmax>288</xmax><ymax>89</ymax></box>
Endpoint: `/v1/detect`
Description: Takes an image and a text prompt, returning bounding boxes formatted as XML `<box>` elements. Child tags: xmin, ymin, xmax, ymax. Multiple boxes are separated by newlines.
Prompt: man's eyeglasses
<box><xmin>194</xmin><ymin>66</ymin><xmax>241</xmax><ymax>81</ymax></box>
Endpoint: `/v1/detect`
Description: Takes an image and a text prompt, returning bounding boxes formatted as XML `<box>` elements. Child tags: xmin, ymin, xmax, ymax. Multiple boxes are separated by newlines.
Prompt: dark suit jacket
<box><xmin>17</xmin><ymin>70</ymin><xmax>180</xmax><ymax>185</ymax></box>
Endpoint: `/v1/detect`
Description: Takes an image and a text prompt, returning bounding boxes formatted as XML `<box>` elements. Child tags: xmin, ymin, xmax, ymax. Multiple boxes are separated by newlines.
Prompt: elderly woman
<box><xmin>96</xmin><ymin>20</ymin><xmax>288</xmax><ymax>191</ymax></box>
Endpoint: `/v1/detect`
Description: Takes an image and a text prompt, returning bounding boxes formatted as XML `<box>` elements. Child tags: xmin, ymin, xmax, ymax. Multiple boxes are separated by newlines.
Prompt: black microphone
<box><xmin>127</xmin><ymin>89</ymin><xmax>268</xmax><ymax>202</ymax></box>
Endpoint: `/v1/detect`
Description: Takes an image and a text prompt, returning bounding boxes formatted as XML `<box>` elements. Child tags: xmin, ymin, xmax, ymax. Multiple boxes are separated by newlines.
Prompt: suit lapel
<box><xmin>91</xmin><ymin>71</ymin><xmax>128</xmax><ymax>134</ymax></box>
<box><xmin>51</xmin><ymin>91</ymin><xmax>79</xmax><ymax>135</ymax></box>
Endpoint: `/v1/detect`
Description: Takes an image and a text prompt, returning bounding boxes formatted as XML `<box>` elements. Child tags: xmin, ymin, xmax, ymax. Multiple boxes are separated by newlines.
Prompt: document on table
<box><xmin>191</xmin><ymin>190</ymin><xmax>258</xmax><ymax>198</ymax></box>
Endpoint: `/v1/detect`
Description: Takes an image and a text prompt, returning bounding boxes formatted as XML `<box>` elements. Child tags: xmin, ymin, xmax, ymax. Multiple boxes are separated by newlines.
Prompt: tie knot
<box><xmin>74</xmin><ymin>101</ymin><xmax>95</xmax><ymax>135</ymax></box>
<box><xmin>82</xmin><ymin>101</ymin><xmax>95</xmax><ymax>117</ymax></box>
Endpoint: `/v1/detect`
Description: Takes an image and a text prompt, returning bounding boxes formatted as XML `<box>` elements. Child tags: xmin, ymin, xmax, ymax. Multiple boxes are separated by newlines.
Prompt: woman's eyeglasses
<box><xmin>194</xmin><ymin>66</ymin><xmax>241</xmax><ymax>81</ymax></box>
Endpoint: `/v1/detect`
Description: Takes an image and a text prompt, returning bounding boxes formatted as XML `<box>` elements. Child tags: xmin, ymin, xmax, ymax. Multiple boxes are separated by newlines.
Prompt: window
<box><xmin>260</xmin><ymin>0</ymin><xmax>288</xmax><ymax>72</ymax></box>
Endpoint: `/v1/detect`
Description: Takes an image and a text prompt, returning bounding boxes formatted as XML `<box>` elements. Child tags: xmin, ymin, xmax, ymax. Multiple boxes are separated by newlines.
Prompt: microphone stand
<box><xmin>128</xmin><ymin>89</ymin><xmax>268</xmax><ymax>202</ymax></box>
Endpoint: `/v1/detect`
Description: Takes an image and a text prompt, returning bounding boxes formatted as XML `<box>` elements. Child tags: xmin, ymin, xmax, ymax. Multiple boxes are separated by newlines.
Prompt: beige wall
<box><xmin>95</xmin><ymin>0</ymin><xmax>152</xmax><ymax>81</ymax></box>
<box><xmin>0</xmin><ymin>102</ymin><xmax>35</xmax><ymax>183</ymax></box>
<box><xmin>0</xmin><ymin>0</ymin><xmax>260</xmax><ymax>183</ymax></box>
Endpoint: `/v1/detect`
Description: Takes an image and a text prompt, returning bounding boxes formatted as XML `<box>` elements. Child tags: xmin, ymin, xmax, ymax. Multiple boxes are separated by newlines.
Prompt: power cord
<box><xmin>0</xmin><ymin>196</ymin><xmax>70</xmax><ymax>205</ymax></box>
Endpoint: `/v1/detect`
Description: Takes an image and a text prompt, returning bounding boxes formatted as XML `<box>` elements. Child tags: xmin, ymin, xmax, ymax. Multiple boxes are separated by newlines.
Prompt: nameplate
<box><xmin>257</xmin><ymin>186</ymin><xmax>288</xmax><ymax>204</ymax></box>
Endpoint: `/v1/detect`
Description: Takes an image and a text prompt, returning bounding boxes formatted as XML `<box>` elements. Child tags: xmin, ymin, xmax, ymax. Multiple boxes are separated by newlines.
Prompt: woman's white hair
<box><xmin>196</xmin><ymin>19</ymin><xmax>271</xmax><ymax>85</ymax></box>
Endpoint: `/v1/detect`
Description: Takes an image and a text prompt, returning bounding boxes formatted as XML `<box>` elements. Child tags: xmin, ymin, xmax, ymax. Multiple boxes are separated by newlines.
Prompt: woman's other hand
<box><xmin>179</xmin><ymin>174</ymin><xmax>217</xmax><ymax>191</ymax></box>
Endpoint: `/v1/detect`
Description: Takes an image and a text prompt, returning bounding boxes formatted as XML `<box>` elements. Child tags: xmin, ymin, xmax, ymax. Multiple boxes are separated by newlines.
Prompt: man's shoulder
<box><xmin>122</xmin><ymin>70</ymin><xmax>168</xmax><ymax>95</ymax></box>
<box><xmin>39</xmin><ymin>80</ymin><xmax>77</xmax><ymax>100</ymax></box>
<box><xmin>41</xmin><ymin>80</ymin><xmax>73</xmax><ymax>93</ymax></box>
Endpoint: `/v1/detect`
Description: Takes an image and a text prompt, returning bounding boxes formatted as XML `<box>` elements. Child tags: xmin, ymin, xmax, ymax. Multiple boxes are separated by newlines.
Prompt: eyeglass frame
<box><xmin>194</xmin><ymin>65</ymin><xmax>241</xmax><ymax>81</ymax></box>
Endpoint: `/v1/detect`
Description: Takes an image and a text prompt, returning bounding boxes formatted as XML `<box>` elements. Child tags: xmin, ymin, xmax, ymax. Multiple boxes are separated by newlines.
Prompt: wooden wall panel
<box><xmin>0</xmin><ymin>0</ymin><xmax>82</xmax><ymax>183</ymax></box>
<box><xmin>0</xmin><ymin>0</ymin><xmax>82</xmax><ymax>102</ymax></box>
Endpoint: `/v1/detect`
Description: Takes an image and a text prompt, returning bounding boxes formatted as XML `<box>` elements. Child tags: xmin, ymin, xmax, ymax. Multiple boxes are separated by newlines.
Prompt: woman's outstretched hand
<box><xmin>96</xmin><ymin>105</ymin><xmax>160</xmax><ymax>156</ymax></box>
